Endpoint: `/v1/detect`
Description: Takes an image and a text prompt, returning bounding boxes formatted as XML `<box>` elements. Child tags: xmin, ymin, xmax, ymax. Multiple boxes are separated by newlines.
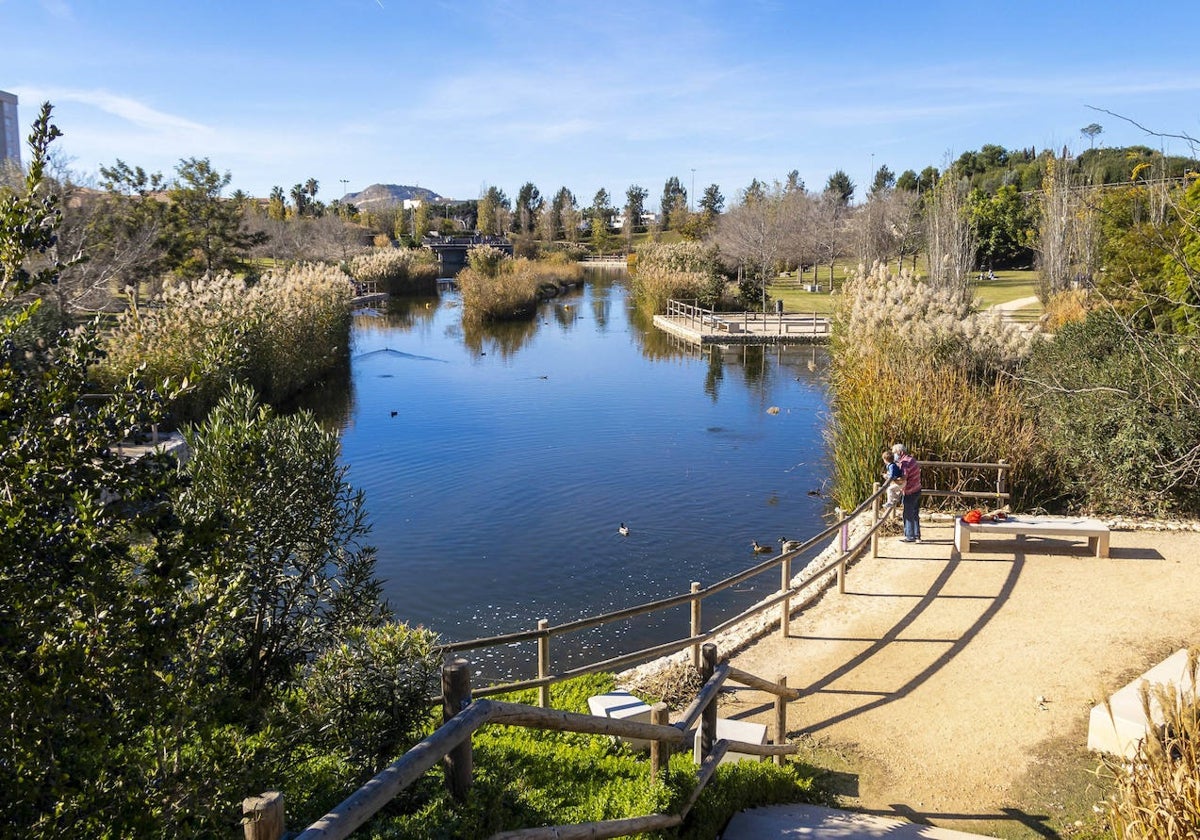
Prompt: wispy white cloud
<box><xmin>15</xmin><ymin>87</ymin><xmax>211</xmax><ymax>136</ymax></box>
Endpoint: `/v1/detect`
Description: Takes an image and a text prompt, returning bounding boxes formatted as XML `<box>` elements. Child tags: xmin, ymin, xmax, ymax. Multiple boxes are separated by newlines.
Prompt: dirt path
<box><xmin>721</xmin><ymin>520</ymin><xmax>1200</xmax><ymax>838</ymax></box>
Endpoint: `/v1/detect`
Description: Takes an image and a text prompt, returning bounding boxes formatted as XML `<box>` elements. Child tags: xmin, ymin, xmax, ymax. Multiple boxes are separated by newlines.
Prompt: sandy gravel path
<box><xmin>720</xmin><ymin>520</ymin><xmax>1200</xmax><ymax>837</ymax></box>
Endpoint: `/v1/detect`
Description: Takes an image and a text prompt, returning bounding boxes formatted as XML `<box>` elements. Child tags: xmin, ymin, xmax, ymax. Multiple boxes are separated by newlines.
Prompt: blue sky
<box><xmin>3</xmin><ymin>0</ymin><xmax>1198</xmax><ymax>207</ymax></box>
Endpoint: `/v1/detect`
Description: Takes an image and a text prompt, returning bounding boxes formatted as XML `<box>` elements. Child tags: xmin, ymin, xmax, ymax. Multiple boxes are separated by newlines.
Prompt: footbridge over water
<box><xmin>424</xmin><ymin>235</ymin><xmax>513</xmax><ymax>274</ymax></box>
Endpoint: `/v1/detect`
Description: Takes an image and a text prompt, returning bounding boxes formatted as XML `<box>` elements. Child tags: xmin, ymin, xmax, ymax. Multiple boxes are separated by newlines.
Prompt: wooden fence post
<box><xmin>699</xmin><ymin>643</ymin><xmax>718</xmax><ymax>761</ymax></box>
<box><xmin>997</xmin><ymin>459</ymin><xmax>1008</xmax><ymax>506</ymax></box>
<box><xmin>442</xmin><ymin>658</ymin><xmax>473</xmax><ymax>802</ymax></box>
<box><xmin>650</xmin><ymin>703</ymin><xmax>670</xmax><ymax>781</ymax></box>
<box><xmin>779</xmin><ymin>555</ymin><xmax>792</xmax><ymax>639</ymax></box>
<box><xmin>871</xmin><ymin>481</ymin><xmax>881</xmax><ymax>558</ymax></box>
<box><xmin>537</xmin><ymin>619</ymin><xmax>550</xmax><ymax>709</ymax></box>
<box><xmin>242</xmin><ymin>791</ymin><xmax>284</xmax><ymax>840</ymax></box>
<box><xmin>690</xmin><ymin>582</ymin><xmax>702</xmax><ymax>669</ymax></box>
<box><xmin>774</xmin><ymin>675</ymin><xmax>788</xmax><ymax>767</ymax></box>
<box><xmin>837</xmin><ymin>508</ymin><xmax>848</xmax><ymax>594</ymax></box>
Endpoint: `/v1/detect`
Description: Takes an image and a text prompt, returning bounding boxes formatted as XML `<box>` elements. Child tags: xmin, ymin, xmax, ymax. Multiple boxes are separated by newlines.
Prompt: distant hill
<box><xmin>342</xmin><ymin>184</ymin><xmax>444</xmax><ymax>209</ymax></box>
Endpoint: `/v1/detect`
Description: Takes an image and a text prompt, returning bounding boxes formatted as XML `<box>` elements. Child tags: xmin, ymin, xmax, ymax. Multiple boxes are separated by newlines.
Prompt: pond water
<box><xmin>298</xmin><ymin>270</ymin><xmax>833</xmax><ymax>680</ymax></box>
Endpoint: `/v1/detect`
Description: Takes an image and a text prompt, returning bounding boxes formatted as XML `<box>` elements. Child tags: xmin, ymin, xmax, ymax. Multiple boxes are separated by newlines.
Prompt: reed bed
<box><xmin>826</xmin><ymin>263</ymin><xmax>1047</xmax><ymax>510</ymax></box>
<box><xmin>456</xmin><ymin>248</ymin><xmax>582</xmax><ymax>321</ymax></box>
<box><xmin>1101</xmin><ymin>650</ymin><xmax>1200</xmax><ymax>839</ymax></box>
<box><xmin>348</xmin><ymin>248</ymin><xmax>438</xmax><ymax>294</ymax></box>
<box><xmin>98</xmin><ymin>264</ymin><xmax>352</xmax><ymax>421</ymax></box>
<box><xmin>630</xmin><ymin>241</ymin><xmax>725</xmax><ymax>312</ymax></box>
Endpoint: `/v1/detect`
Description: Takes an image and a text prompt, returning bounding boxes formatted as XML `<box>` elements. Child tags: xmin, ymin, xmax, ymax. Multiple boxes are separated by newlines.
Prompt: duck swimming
<box><xmin>751</xmin><ymin>540</ymin><xmax>774</xmax><ymax>554</ymax></box>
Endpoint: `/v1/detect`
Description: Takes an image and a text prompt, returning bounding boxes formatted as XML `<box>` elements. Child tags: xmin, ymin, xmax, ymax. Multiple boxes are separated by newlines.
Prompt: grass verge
<box><xmin>366</xmin><ymin>673</ymin><xmax>822</xmax><ymax>838</ymax></box>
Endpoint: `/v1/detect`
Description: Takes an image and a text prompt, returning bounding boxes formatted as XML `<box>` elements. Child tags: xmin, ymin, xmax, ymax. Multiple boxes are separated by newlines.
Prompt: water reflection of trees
<box><xmin>352</xmin><ymin>295</ymin><xmax>441</xmax><ymax>338</ymax></box>
<box><xmin>282</xmin><ymin>353</ymin><xmax>353</xmax><ymax>430</ymax></box>
<box><xmin>703</xmin><ymin>345</ymin><xmax>724</xmax><ymax>401</ymax></box>
<box><xmin>461</xmin><ymin>312</ymin><xmax>540</xmax><ymax>359</ymax></box>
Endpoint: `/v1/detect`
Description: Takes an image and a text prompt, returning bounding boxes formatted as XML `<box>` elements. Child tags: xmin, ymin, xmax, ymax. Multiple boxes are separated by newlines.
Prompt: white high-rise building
<box><xmin>0</xmin><ymin>91</ymin><xmax>20</xmax><ymax>167</ymax></box>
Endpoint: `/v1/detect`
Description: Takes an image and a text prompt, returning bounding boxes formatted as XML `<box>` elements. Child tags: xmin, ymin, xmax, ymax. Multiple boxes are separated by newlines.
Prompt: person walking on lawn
<box><xmin>893</xmin><ymin>443</ymin><xmax>922</xmax><ymax>542</ymax></box>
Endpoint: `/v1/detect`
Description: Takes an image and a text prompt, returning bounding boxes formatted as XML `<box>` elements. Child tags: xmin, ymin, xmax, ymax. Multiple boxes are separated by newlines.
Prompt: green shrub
<box><xmin>1023</xmin><ymin>309</ymin><xmax>1200</xmax><ymax>515</ymax></box>
<box><xmin>286</xmin><ymin>623</ymin><xmax>442</xmax><ymax>776</ymax></box>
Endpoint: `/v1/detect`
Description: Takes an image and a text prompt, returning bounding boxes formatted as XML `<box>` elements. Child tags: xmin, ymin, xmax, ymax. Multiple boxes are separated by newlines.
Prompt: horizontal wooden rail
<box><xmin>487</xmin><ymin>700</ymin><xmax>687</xmax><ymax>745</ymax></box>
<box><xmin>294</xmin><ymin>645</ymin><xmax>792</xmax><ymax>840</ymax></box>
<box><xmin>674</xmin><ymin>662</ymin><xmax>730</xmax><ymax>734</ymax></box>
<box><xmin>439</xmin><ymin>461</ymin><xmax>1006</xmax><ymax>704</ymax></box>
<box><xmin>728</xmin><ymin>666</ymin><xmax>802</xmax><ymax>699</ymax></box>
<box><xmin>296</xmin><ymin>700</ymin><xmax>495</xmax><ymax>840</ymax></box>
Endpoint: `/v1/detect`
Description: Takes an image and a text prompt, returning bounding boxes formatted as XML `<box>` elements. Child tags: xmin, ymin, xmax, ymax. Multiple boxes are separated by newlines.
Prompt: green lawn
<box><xmin>769</xmin><ymin>266</ymin><xmax>1043</xmax><ymax>319</ymax></box>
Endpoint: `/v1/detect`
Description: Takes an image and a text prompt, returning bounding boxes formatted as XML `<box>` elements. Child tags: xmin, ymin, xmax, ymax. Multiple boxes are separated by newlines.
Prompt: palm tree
<box><xmin>290</xmin><ymin>183</ymin><xmax>308</xmax><ymax>217</ymax></box>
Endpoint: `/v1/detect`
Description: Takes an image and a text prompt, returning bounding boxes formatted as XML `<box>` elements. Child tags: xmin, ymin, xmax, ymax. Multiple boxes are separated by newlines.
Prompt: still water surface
<box><xmin>301</xmin><ymin>270</ymin><xmax>832</xmax><ymax>679</ymax></box>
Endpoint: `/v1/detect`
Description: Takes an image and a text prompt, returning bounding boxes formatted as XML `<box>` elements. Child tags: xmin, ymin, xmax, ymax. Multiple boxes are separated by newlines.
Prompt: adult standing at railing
<box><xmin>893</xmin><ymin>443</ymin><xmax>922</xmax><ymax>543</ymax></box>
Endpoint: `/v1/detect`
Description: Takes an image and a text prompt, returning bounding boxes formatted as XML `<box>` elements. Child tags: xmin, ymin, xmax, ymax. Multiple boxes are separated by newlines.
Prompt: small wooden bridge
<box><xmin>424</xmin><ymin>235</ymin><xmax>513</xmax><ymax>273</ymax></box>
<box><xmin>654</xmin><ymin>299</ymin><xmax>831</xmax><ymax>345</ymax></box>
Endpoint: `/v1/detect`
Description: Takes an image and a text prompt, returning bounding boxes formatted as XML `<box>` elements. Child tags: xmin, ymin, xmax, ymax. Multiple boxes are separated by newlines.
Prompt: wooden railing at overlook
<box><xmin>242</xmin><ymin>460</ymin><xmax>1010</xmax><ymax>839</ymax></box>
<box><xmin>442</xmin><ymin>460</ymin><xmax>1010</xmax><ymax>707</ymax></box>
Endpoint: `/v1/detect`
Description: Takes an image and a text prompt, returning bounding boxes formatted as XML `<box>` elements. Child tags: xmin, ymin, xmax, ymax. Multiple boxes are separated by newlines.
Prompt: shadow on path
<box><xmin>797</xmin><ymin>548</ymin><xmax>1025</xmax><ymax>735</ymax></box>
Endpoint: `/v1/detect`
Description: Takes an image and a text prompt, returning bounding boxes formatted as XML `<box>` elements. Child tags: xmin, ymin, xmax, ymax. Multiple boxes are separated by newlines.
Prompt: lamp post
<box><xmin>340</xmin><ymin>178</ymin><xmax>349</xmax><ymax>198</ymax></box>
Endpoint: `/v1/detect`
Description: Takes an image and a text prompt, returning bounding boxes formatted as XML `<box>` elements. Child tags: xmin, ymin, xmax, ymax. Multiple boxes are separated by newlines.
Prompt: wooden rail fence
<box><xmin>664</xmin><ymin>298</ymin><xmax>831</xmax><ymax>337</ymax></box>
<box><xmin>437</xmin><ymin>460</ymin><xmax>1008</xmax><ymax>704</ymax></box>
<box><xmin>242</xmin><ymin>643</ymin><xmax>797</xmax><ymax>840</ymax></box>
<box><xmin>243</xmin><ymin>460</ymin><xmax>1010</xmax><ymax>839</ymax></box>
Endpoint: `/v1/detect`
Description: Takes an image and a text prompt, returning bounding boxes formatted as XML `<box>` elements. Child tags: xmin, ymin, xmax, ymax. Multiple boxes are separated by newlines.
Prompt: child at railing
<box><xmin>882</xmin><ymin>449</ymin><xmax>904</xmax><ymax>508</ymax></box>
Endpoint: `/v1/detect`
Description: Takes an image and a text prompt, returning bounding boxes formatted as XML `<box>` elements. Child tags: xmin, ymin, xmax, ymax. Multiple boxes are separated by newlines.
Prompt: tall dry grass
<box><xmin>98</xmin><ymin>264</ymin><xmax>352</xmax><ymax>420</ymax></box>
<box><xmin>827</xmin><ymin>263</ymin><xmax>1047</xmax><ymax>510</ymax></box>
<box><xmin>348</xmin><ymin>248</ymin><xmax>438</xmax><ymax>294</ymax></box>
<box><xmin>630</xmin><ymin>241</ymin><xmax>725</xmax><ymax>312</ymax></box>
<box><xmin>456</xmin><ymin>248</ymin><xmax>582</xmax><ymax>321</ymax></box>
<box><xmin>1042</xmin><ymin>288</ymin><xmax>1093</xmax><ymax>331</ymax></box>
<box><xmin>1101</xmin><ymin>650</ymin><xmax>1200</xmax><ymax>839</ymax></box>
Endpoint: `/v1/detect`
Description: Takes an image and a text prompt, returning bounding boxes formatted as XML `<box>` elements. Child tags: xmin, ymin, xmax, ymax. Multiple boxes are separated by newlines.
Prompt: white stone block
<box><xmin>694</xmin><ymin>717</ymin><xmax>768</xmax><ymax>765</ymax></box>
<box><xmin>1088</xmin><ymin>648</ymin><xmax>1196</xmax><ymax>758</ymax></box>
<box><xmin>587</xmin><ymin>690</ymin><xmax>653</xmax><ymax>750</ymax></box>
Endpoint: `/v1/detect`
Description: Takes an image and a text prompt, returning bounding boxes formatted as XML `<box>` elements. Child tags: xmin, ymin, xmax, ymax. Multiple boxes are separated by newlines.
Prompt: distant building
<box><xmin>0</xmin><ymin>90</ymin><xmax>19</xmax><ymax>167</ymax></box>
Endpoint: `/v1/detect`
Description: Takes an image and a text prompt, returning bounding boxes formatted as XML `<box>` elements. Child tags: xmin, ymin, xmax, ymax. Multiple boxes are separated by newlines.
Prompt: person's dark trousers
<box><xmin>902</xmin><ymin>491</ymin><xmax>922</xmax><ymax>540</ymax></box>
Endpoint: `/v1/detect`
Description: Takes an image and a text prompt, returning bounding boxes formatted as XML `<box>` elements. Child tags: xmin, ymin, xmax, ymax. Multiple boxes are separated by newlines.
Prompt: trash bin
<box><xmin>775</xmin><ymin>298</ymin><xmax>784</xmax><ymax>315</ymax></box>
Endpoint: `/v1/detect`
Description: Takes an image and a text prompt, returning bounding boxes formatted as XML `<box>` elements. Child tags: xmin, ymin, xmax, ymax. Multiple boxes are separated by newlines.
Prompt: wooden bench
<box><xmin>954</xmin><ymin>516</ymin><xmax>1110</xmax><ymax>558</ymax></box>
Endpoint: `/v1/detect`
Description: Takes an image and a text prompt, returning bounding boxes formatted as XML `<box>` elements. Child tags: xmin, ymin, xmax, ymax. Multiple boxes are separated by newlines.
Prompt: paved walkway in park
<box><xmin>718</xmin><ymin>519</ymin><xmax>1200</xmax><ymax>838</ymax></box>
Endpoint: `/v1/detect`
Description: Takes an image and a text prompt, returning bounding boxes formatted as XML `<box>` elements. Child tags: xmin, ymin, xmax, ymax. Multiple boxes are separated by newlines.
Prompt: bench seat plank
<box><xmin>955</xmin><ymin>516</ymin><xmax>1110</xmax><ymax>557</ymax></box>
